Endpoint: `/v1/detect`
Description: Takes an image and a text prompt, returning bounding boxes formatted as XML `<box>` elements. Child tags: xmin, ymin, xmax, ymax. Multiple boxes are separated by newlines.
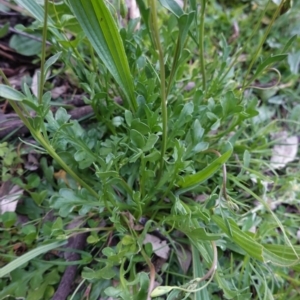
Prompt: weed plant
<box><xmin>0</xmin><ymin>0</ymin><xmax>299</xmax><ymax>299</ymax></box>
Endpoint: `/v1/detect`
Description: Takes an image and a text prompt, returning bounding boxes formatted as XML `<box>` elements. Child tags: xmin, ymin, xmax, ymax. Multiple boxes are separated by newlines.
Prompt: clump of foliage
<box><xmin>0</xmin><ymin>0</ymin><xmax>299</xmax><ymax>299</ymax></box>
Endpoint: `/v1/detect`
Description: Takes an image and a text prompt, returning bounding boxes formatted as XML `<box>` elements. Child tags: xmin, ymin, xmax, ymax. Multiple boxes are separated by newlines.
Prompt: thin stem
<box><xmin>38</xmin><ymin>0</ymin><xmax>49</xmax><ymax>105</ymax></box>
<box><xmin>149</xmin><ymin>0</ymin><xmax>167</xmax><ymax>178</ymax></box>
<box><xmin>199</xmin><ymin>0</ymin><xmax>206</xmax><ymax>92</ymax></box>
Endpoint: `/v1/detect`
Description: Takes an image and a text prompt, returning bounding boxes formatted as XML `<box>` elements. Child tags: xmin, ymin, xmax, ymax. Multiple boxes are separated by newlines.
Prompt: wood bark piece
<box><xmin>52</xmin><ymin>218</ymin><xmax>87</xmax><ymax>300</ymax></box>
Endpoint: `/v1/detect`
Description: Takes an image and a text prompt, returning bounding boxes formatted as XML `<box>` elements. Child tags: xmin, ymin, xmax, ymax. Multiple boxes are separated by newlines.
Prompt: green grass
<box><xmin>0</xmin><ymin>0</ymin><xmax>299</xmax><ymax>299</ymax></box>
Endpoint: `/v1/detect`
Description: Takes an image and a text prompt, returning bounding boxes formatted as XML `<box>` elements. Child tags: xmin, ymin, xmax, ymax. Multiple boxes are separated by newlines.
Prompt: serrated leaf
<box><xmin>68</xmin><ymin>0</ymin><xmax>137</xmax><ymax>111</ymax></box>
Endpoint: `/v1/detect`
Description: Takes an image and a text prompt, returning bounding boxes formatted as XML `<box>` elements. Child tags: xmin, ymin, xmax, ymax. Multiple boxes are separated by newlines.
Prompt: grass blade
<box><xmin>177</xmin><ymin>145</ymin><xmax>232</xmax><ymax>189</ymax></box>
<box><xmin>68</xmin><ymin>0</ymin><xmax>137</xmax><ymax>112</ymax></box>
<box><xmin>212</xmin><ymin>215</ymin><xmax>264</xmax><ymax>262</ymax></box>
<box><xmin>0</xmin><ymin>240</ymin><xmax>67</xmax><ymax>278</ymax></box>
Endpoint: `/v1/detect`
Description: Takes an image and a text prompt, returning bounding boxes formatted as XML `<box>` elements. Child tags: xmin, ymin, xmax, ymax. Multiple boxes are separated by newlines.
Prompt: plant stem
<box><xmin>38</xmin><ymin>0</ymin><xmax>49</xmax><ymax>105</ymax></box>
<box><xmin>199</xmin><ymin>0</ymin><xmax>206</xmax><ymax>92</ymax></box>
<box><xmin>149</xmin><ymin>0</ymin><xmax>167</xmax><ymax>178</ymax></box>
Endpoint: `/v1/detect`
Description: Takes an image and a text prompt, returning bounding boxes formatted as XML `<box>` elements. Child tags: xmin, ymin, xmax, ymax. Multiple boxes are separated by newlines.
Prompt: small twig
<box><xmin>52</xmin><ymin>232</ymin><xmax>88</xmax><ymax>300</ymax></box>
<box><xmin>141</xmin><ymin>248</ymin><xmax>156</xmax><ymax>300</ymax></box>
<box><xmin>195</xmin><ymin>241</ymin><xmax>217</xmax><ymax>283</ymax></box>
<box><xmin>228</xmin><ymin>21</ymin><xmax>239</xmax><ymax>44</ymax></box>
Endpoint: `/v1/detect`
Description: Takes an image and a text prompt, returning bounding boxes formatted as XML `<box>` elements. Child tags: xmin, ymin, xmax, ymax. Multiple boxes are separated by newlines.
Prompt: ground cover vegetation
<box><xmin>0</xmin><ymin>0</ymin><xmax>299</xmax><ymax>299</ymax></box>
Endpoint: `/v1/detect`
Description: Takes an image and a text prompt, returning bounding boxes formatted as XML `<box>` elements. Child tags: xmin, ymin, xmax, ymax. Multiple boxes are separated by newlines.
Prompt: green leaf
<box><xmin>0</xmin><ymin>241</ymin><xmax>67</xmax><ymax>278</ymax></box>
<box><xmin>159</xmin><ymin>0</ymin><xmax>184</xmax><ymax>18</ymax></box>
<box><xmin>212</xmin><ymin>215</ymin><xmax>264</xmax><ymax>262</ymax></box>
<box><xmin>177</xmin><ymin>12</ymin><xmax>195</xmax><ymax>51</ymax></box>
<box><xmin>14</xmin><ymin>0</ymin><xmax>64</xmax><ymax>40</ymax></box>
<box><xmin>142</xmin><ymin>134</ymin><xmax>159</xmax><ymax>152</ymax></box>
<box><xmin>192</xmin><ymin>245</ymin><xmax>210</xmax><ymax>300</ymax></box>
<box><xmin>1</xmin><ymin>212</ymin><xmax>17</xmax><ymax>228</ymax></box>
<box><xmin>68</xmin><ymin>0</ymin><xmax>137</xmax><ymax>111</ymax></box>
<box><xmin>0</xmin><ymin>85</ymin><xmax>25</xmax><ymax>101</ymax></box>
<box><xmin>288</xmin><ymin>51</ymin><xmax>300</xmax><ymax>75</ymax></box>
<box><xmin>263</xmin><ymin>244</ymin><xmax>300</xmax><ymax>266</ymax></box>
<box><xmin>151</xmin><ymin>286</ymin><xmax>174</xmax><ymax>297</ymax></box>
<box><xmin>96</xmin><ymin>171</ymin><xmax>119</xmax><ymax>180</ymax></box>
<box><xmin>130</xmin><ymin>129</ymin><xmax>146</xmax><ymax>149</ymax></box>
<box><xmin>9</xmin><ymin>34</ymin><xmax>42</xmax><ymax>56</ymax></box>
<box><xmin>281</xmin><ymin>34</ymin><xmax>297</xmax><ymax>54</ymax></box>
<box><xmin>247</xmin><ymin>54</ymin><xmax>287</xmax><ymax>85</ymax></box>
<box><xmin>44</xmin><ymin>52</ymin><xmax>62</xmax><ymax>75</ymax></box>
<box><xmin>177</xmin><ymin>144</ymin><xmax>232</xmax><ymax>189</ymax></box>
<box><xmin>0</xmin><ymin>22</ymin><xmax>9</xmax><ymax>38</ymax></box>
<box><xmin>125</xmin><ymin>110</ymin><xmax>133</xmax><ymax>126</ymax></box>
<box><xmin>184</xmin><ymin>228</ymin><xmax>222</xmax><ymax>241</ymax></box>
<box><xmin>131</xmin><ymin>120</ymin><xmax>150</xmax><ymax>135</ymax></box>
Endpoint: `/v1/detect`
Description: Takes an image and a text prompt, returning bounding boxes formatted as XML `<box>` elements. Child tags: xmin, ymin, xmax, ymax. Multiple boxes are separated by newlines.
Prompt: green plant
<box><xmin>0</xmin><ymin>0</ymin><xmax>299</xmax><ymax>299</ymax></box>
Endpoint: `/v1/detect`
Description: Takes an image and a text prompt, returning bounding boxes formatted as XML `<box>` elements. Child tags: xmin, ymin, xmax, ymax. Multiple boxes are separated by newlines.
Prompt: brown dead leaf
<box><xmin>270</xmin><ymin>131</ymin><xmax>298</xmax><ymax>169</ymax></box>
<box><xmin>31</xmin><ymin>69</ymin><xmax>50</xmax><ymax>98</ymax></box>
<box><xmin>175</xmin><ymin>246</ymin><xmax>192</xmax><ymax>274</ymax></box>
<box><xmin>13</xmin><ymin>242</ymin><xmax>27</xmax><ymax>256</ymax></box>
<box><xmin>126</xmin><ymin>0</ymin><xmax>140</xmax><ymax>30</ymax></box>
<box><xmin>54</xmin><ymin>170</ymin><xmax>70</xmax><ymax>186</ymax></box>
<box><xmin>0</xmin><ymin>182</ymin><xmax>23</xmax><ymax>214</ymax></box>
<box><xmin>51</xmin><ymin>85</ymin><xmax>67</xmax><ymax>99</ymax></box>
<box><xmin>24</xmin><ymin>152</ymin><xmax>39</xmax><ymax>171</ymax></box>
<box><xmin>143</xmin><ymin>234</ymin><xmax>170</xmax><ymax>260</ymax></box>
<box><xmin>121</xmin><ymin>211</ymin><xmax>144</xmax><ymax>231</ymax></box>
<box><xmin>31</xmin><ymin>69</ymin><xmax>39</xmax><ymax>98</ymax></box>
